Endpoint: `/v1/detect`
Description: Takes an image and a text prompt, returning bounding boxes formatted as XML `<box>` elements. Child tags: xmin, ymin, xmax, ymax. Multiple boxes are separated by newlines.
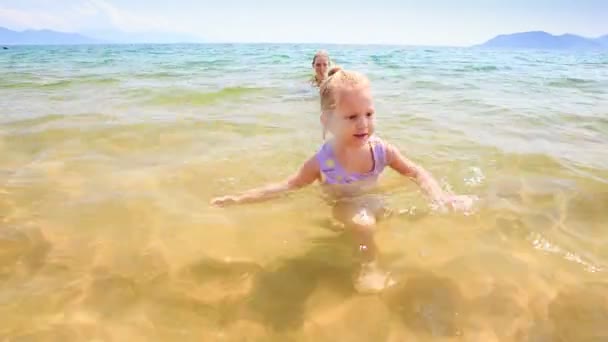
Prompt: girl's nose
<box><xmin>356</xmin><ymin>117</ymin><xmax>367</xmax><ymax>129</ymax></box>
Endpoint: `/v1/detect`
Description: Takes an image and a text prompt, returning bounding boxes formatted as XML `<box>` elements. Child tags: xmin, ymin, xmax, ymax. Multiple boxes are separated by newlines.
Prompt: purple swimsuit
<box><xmin>316</xmin><ymin>136</ymin><xmax>388</xmax><ymax>186</ymax></box>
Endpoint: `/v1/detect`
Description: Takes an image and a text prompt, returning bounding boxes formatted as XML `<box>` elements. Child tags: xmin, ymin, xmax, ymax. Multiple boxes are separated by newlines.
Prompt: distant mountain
<box><xmin>596</xmin><ymin>35</ymin><xmax>608</xmax><ymax>47</ymax></box>
<box><xmin>83</xmin><ymin>30</ymin><xmax>205</xmax><ymax>44</ymax></box>
<box><xmin>477</xmin><ymin>31</ymin><xmax>606</xmax><ymax>50</ymax></box>
<box><xmin>0</xmin><ymin>27</ymin><xmax>205</xmax><ymax>45</ymax></box>
<box><xmin>0</xmin><ymin>27</ymin><xmax>102</xmax><ymax>45</ymax></box>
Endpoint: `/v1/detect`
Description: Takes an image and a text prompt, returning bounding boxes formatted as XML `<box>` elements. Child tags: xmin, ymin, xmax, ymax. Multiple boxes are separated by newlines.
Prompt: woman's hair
<box><xmin>319</xmin><ymin>66</ymin><xmax>370</xmax><ymax>139</ymax></box>
<box><xmin>312</xmin><ymin>50</ymin><xmax>330</xmax><ymax>66</ymax></box>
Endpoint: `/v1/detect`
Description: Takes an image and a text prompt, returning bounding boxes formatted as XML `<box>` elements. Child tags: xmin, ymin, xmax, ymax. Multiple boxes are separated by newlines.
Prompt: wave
<box><xmin>272</xmin><ymin>54</ymin><xmax>291</xmax><ymax>60</ymax></box>
<box><xmin>3</xmin><ymin>112</ymin><xmax>115</xmax><ymax>129</ymax></box>
<box><xmin>411</xmin><ymin>80</ymin><xmax>450</xmax><ymax>90</ymax></box>
<box><xmin>133</xmin><ymin>71</ymin><xmax>183</xmax><ymax>79</ymax></box>
<box><xmin>144</xmin><ymin>86</ymin><xmax>270</xmax><ymax>106</ymax></box>
<box><xmin>547</xmin><ymin>77</ymin><xmax>597</xmax><ymax>88</ymax></box>
<box><xmin>454</xmin><ymin>65</ymin><xmax>501</xmax><ymax>72</ymax></box>
<box><xmin>0</xmin><ymin>77</ymin><xmax>121</xmax><ymax>89</ymax></box>
<box><xmin>527</xmin><ymin>231</ymin><xmax>603</xmax><ymax>273</ymax></box>
<box><xmin>370</xmin><ymin>55</ymin><xmax>403</xmax><ymax>69</ymax></box>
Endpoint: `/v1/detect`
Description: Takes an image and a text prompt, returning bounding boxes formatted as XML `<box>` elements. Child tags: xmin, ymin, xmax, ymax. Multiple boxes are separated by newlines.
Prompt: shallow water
<box><xmin>1</xmin><ymin>44</ymin><xmax>607</xmax><ymax>341</ymax></box>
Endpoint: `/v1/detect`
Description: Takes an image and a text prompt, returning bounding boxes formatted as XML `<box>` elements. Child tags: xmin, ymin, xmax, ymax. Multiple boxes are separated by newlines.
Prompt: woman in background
<box><xmin>311</xmin><ymin>50</ymin><xmax>331</xmax><ymax>87</ymax></box>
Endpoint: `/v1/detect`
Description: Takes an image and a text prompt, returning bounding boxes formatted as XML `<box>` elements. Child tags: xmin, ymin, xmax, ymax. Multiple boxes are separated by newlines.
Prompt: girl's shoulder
<box><xmin>369</xmin><ymin>134</ymin><xmax>388</xmax><ymax>148</ymax></box>
<box><xmin>315</xmin><ymin>139</ymin><xmax>333</xmax><ymax>158</ymax></box>
<box><xmin>369</xmin><ymin>135</ymin><xmax>390</xmax><ymax>166</ymax></box>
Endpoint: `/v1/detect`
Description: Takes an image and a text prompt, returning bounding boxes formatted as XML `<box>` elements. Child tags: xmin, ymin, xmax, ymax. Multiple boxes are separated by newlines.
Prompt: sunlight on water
<box><xmin>1</xmin><ymin>44</ymin><xmax>607</xmax><ymax>341</ymax></box>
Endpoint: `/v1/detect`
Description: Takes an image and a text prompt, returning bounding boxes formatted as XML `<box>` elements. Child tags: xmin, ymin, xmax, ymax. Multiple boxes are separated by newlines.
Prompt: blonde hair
<box><xmin>312</xmin><ymin>50</ymin><xmax>330</xmax><ymax>66</ymax></box>
<box><xmin>319</xmin><ymin>66</ymin><xmax>370</xmax><ymax>139</ymax></box>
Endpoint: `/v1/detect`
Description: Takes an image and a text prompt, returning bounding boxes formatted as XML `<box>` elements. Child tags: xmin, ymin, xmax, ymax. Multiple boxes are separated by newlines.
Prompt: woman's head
<box><xmin>320</xmin><ymin>67</ymin><xmax>375</xmax><ymax>146</ymax></box>
<box><xmin>312</xmin><ymin>50</ymin><xmax>330</xmax><ymax>83</ymax></box>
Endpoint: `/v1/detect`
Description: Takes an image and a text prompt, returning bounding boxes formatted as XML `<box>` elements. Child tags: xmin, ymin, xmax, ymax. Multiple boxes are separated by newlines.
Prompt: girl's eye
<box><xmin>366</xmin><ymin>112</ymin><xmax>374</xmax><ymax>117</ymax></box>
<box><xmin>348</xmin><ymin>115</ymin><xmax>357</xmax><ymax>120</ymax></box>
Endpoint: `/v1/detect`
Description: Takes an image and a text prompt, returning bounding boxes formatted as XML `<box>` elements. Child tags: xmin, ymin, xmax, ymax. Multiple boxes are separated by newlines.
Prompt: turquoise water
<box><xmin>1</xmin><ymin>44</ymin><xmax>607</xmax><ymax>340</ymax></box>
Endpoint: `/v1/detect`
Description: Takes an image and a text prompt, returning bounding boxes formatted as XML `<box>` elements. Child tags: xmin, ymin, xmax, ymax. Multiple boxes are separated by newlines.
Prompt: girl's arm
<box><xmin>386</xmin><ymin>143</ymin><xmax>447</xmax><ymax>201</ymax></box>
<box><xmin>211</xmin><ymin>155</ymin><xmax>320</xmax><ymax>207</ymax></box>
<box><xmin>386</xmin><ymin>143</ymin><xmax>474</xmax><ymax>210</ymax></box>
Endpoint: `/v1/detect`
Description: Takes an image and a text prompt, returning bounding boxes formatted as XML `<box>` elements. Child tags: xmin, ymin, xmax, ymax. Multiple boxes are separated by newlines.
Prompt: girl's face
<box><xmin>313</xmin><ymin>56</ymin><xmax>329</xmax><ymax>79</ymax></box>
<box><xmin>325</xmin><ymin>86</ymin><xmax>376</xmax><ymax>147</ymax></box>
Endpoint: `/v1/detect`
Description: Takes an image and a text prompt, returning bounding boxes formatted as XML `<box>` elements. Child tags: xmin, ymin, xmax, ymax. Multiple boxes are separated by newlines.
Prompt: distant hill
<box><xmin>0</xmin><ymin>27</ymin><xmax>205</xmax><ymax>45</ymax></box>
<box><xmin>0</xmin><ymin>27</ymin><xmax>102</xmax><ymax>45</ymax></box>
<box><xmin>477</xmin><ymin>31</ymin><xmax>606</xmax><ymax>50</ymax></box>
<box><xmin>596</xmin><ymin>35</ymin><xmax>608</xmax><ymax>47</ymax></box>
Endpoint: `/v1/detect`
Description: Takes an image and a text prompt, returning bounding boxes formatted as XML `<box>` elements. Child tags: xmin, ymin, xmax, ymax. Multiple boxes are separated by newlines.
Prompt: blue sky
<box><xmin>0</xmin><ymin>0</ymin><xmax>606</xmax><ymax>45</ymax></box>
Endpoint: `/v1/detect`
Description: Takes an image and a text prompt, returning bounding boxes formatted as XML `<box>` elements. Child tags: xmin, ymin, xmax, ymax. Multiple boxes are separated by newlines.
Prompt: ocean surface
<box><xmin>1</xmin><ymin>44</ymin><xmax>607</xmax><ymax>341</ymax></box>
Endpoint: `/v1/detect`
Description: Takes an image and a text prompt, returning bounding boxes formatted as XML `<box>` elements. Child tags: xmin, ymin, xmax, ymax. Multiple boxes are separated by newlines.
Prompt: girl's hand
<box><xmin>210</xmin><ymin>195</ymin><xmax>240</xmax><ymax>207</ymax></box>
<box><xmin>444</xmin><ymin>194</ymin><xmax>477</xmax><ymax>212</ymax></box>
<box><xmin>432</xmin><ymin>194</ymin><xmax>477</xmax><ymax>213</ymax></box>
<box><xmin>209</xmin><ymin>155</ymin><xmax>320</xmax><ymax>208</ymax></box>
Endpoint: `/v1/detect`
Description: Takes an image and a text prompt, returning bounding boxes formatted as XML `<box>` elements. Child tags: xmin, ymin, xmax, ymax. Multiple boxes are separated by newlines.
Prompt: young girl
<box><xmin>311</xmin><ymin>50</ymin><xmax>331</xmax><ymax>87</ymax></box>
<box><xmin>211</xmin><ymin>67</ymin><xmax>474</xmax><ymax>293</ymax></box>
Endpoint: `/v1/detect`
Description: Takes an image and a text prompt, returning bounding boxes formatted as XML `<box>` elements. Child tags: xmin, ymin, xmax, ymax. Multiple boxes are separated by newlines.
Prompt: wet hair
<box><xmin>319</xmin><ymin>66</ymin><xmax>370</xmax><ymax>139</ymax></box>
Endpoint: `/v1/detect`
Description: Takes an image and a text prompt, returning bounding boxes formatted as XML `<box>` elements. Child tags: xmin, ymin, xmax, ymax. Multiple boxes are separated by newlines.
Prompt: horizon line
<box><xmin>0</xmin><ymin>41</ymin><xmax>466</xmax><ymax>48</ymax></box>
<box><xmin>2</xmin><ymin>26</ymin><xmax>607</xmax><ymax>45</ymax></box>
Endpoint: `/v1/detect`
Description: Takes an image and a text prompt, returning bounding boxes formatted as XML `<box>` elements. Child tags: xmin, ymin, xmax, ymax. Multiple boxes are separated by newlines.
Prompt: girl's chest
<box><xmin>321</xmin><ymin>150</ymin><xmax>376</xmax><ymax>184</ymax></box>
